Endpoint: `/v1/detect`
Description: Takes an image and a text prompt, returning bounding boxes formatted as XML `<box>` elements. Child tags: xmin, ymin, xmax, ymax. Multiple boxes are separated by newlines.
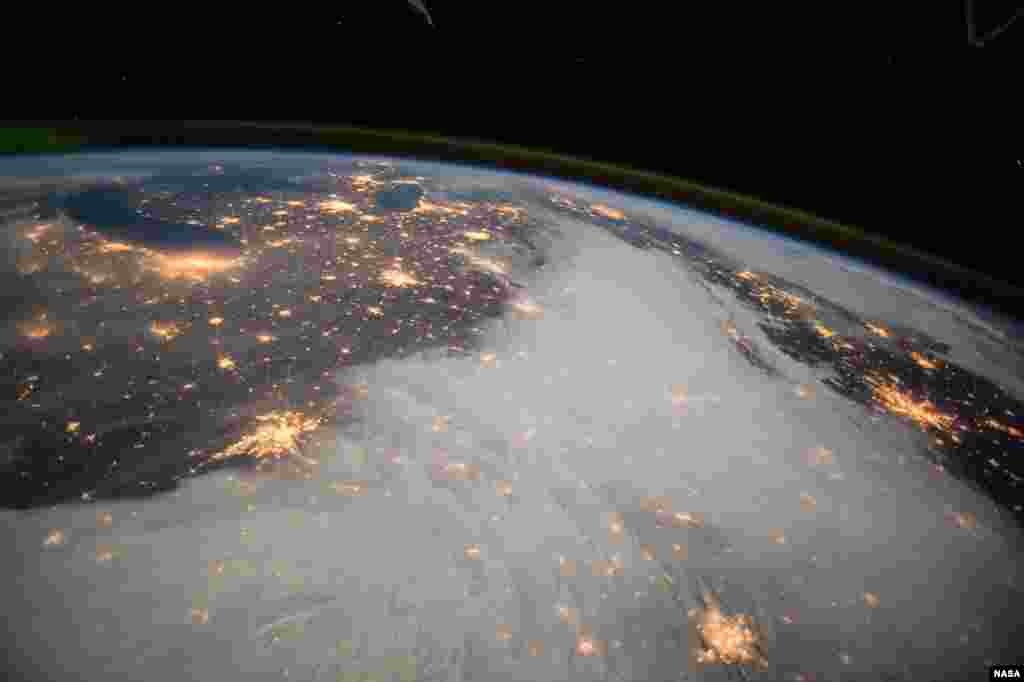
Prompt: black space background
<box><xmin>7</xmin><ymin>1</ymin><xmax>1023</xmax><ymax>312</ymax></box>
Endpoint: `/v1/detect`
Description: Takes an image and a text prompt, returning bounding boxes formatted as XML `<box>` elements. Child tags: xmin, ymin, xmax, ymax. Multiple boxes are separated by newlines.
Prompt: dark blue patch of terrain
<box><xmin>373</xmin><ymin>183</ymin><xmax>424</xmax><ymax>211</ymax></box>
<box><xmin>58</xmin><ymin>185</ymin><xmax>240</xmax><ymax>251</ymax></box>
<box><xmin>148</xmin><ymin>164</ymin><xmax>313</xmax><ymax>195</ymax></box>
<box><xmin>46</xmin><ymin>164</ymin><xmax>318</xmax><ymax>251</ymax></box>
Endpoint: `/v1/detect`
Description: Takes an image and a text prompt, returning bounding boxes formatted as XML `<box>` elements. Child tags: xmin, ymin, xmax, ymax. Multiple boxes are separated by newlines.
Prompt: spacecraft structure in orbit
<box><xmin>407</xmin><ymin>0</ymin><xmax>434</xmax><ymax>26</ymax></box>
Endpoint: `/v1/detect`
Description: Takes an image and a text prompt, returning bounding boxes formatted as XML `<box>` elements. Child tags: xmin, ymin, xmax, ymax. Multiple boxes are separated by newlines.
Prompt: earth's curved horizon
<box><xmin>2</xmin><ymin>149</ymin><xmax>1022</xmax><ymax>682</ymax></box>
<box><xmin>9</xmin><ymin>121</ymin><xmax>1024</xmax><ymax>322</ymax></box>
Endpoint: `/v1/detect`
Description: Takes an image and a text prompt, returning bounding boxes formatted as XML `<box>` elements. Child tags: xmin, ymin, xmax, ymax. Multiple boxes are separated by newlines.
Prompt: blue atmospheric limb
<box><xmin>408</xmin><ymin>0</ymin><xmax>434</xmax><ymax>26</ymax></box>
